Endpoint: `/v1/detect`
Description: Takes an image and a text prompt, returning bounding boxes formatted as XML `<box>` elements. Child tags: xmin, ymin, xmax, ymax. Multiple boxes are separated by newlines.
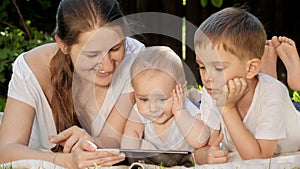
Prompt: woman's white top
<box><xmin>7</xmin><ymin>37</ymin><xmax>144</xmax><ymax>150</ymax></box>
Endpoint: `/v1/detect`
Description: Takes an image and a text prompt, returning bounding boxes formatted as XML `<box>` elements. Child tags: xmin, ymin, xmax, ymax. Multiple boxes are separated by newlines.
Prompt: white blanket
<box><xmin>3</xmin><ymin>151</ymin><xmax>300</xmax><ymax>169</ymax></box>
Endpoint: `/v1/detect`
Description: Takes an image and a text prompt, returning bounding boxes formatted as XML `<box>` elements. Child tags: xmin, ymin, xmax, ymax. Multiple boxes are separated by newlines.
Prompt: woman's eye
<box><xmin>83</xmin><ymin>52</ymin><xmax>102</xmax><ymax>58</ymax></box>
<box><xmin>139</xmin><ymin>98</ymin><xmax>149</xmax><ymax>102</ymax></box>
<box><xmin>197</xmin><ymin>66</ymin><xmax>205</xmax><ymax>70</ymax></box>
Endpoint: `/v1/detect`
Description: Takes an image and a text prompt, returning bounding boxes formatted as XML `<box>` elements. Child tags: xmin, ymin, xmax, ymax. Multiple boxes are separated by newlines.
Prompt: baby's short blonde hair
<box><xmin>131</xmin><ymin>46</ymin><xmax>186</xmax><ymax>85</ymax></box>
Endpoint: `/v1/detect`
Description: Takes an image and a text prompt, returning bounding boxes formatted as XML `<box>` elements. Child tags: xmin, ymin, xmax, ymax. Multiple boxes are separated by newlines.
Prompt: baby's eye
<box><xmin>215</xmin><ymin>67</ymin><xmax>224</xmax><ymax>71</ymax></box>
<box><xmin>160</xmin><ymin>98</ymin><xmax>168</xmax><ymax>102</ymax></box>
<box><xmin>87</xmin><ymin>54</ymin><xmax>97</xmax><ymax>58</ymax></box>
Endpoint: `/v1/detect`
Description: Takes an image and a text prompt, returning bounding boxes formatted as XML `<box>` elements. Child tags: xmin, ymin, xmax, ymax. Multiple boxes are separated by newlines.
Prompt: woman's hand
<box><xmin>66</xmin><ymin>148</ymin><xmax>125</xmax><ymax>169</ymax></box>
<box><xmin>48</xmin><ymin>126</ymin><xmax>96</xmax><ymax>153</ymax></box>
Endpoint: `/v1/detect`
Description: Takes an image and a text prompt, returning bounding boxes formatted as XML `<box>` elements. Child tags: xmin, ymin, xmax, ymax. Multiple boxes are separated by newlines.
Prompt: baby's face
<box><xmin>132</xmin><ymin>70</ymin><xmax>176</xmax><ymax>124</ymax></box>
<box><xmin>195</xmin><ymin>44</ymin><xmax>248</xmax><ymax>100</ymax></box>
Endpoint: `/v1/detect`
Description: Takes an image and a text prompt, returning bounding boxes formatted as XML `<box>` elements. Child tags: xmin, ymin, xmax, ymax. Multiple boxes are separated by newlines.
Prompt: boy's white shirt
<box><xmin>200</xmin><ymin>73</ymin><xmax>300</xmax><ymax>154</ymax></box>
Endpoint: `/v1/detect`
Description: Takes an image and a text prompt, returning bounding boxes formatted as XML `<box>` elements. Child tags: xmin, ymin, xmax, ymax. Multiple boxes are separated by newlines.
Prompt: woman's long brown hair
<box><xmin>50</xmin><ymin>0</ymin><xmax>125</xmax><ymax>152</ymax></box>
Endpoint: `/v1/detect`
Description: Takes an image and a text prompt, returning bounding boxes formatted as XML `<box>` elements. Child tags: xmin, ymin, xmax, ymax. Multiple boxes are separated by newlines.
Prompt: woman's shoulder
<box><xmin>22</xmin><ymin>43</ymin><xmax>58</xmax><ymax>88</ymax></box>
<box><xmin>24</xmin><ymin>43</ymin><xmax>58</xmax><ymax>72</ymax></box>
<box><xmin>25</xmin><ymin>43</ymin><xmax>58</xmax><ymax>63</ymax></box>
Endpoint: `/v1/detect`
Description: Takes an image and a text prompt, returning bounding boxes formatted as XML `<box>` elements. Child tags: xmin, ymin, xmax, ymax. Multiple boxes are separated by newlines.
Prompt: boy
<box><xmin>193</xmin><ymin>7</ymin><xmax>300</xmax><ymax>164</ymax></box>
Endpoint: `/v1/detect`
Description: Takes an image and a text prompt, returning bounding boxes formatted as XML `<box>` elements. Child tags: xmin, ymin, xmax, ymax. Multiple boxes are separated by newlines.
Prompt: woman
<box><xmin>0</xmin><ymin>0</ymin><xmax>144</xmax><ymax>168</ymax></box>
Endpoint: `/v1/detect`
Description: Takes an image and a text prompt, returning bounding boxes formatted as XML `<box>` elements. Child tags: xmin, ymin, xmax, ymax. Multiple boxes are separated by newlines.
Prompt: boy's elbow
<box><xmin>240</xmin><ymin>152</ymin><xmax>273</xmax><ymax>160</ymax></box>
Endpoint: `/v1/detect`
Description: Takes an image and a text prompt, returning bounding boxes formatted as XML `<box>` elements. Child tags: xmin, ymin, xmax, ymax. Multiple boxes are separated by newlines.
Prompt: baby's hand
<box><xmin>172</xmin><ymin>84</ymin><xmax>185</xmax><ymax>116</ymax></box>
<box><xmin>216</xmin><ymin>78</ymin><xmax>248</xmax><ymax>110</ymax></box>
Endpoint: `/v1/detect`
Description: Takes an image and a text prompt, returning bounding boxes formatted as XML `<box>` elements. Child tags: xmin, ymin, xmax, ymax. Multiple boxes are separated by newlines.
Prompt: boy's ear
<box><xmin>55</xmin><ymin>35</ymin><xmax>68</xmax><ymax>54</ymax></box>
<box><xmin>246</xmin><ymin>58</ymin><xmax>261</xmax><ymax>79</ymax></box>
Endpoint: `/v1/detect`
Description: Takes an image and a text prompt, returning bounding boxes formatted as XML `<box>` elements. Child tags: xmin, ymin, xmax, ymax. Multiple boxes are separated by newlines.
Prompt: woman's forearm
<box><xmin>0</xmin><ymin>143</ymin><xmax>69</xmax><ymax>167</ymax></box>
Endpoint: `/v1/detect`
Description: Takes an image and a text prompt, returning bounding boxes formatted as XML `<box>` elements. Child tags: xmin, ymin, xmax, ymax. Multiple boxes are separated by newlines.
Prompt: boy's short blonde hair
<box><xmin>130</xmin><ymin>46</ymin><xmax>186</xmax><ymax>85</ymax></box>
<box><xmin>194</xmin><ymin>7</ymin><xmax>267</xmax><ymax>60</ymax></box>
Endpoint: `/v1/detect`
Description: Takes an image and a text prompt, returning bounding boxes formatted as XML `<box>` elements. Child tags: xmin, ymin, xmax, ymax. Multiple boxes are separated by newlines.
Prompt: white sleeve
<box><xmin>254</xmin><ymin>83</ymin><xmax>288</xmax><ymax>140</ymax></box>
<box><xmin>7</xmin><ymin>54</ymin><xmax>35</xmax><ymax>108</ymax></box>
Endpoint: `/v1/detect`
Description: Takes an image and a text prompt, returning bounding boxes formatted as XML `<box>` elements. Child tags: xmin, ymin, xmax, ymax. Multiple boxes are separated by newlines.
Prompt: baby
<box><xmin>121</xmin><ymin>46</ymin><xmax>209</xmax><ymax>152</ymax></box>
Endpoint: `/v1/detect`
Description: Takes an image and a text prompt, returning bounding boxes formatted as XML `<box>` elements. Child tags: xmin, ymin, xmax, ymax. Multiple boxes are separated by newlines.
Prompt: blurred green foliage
<box><xmin>0</xmin><ymin>22</ymin><xmax>53</xmax><ymax>82</ymax></box>
<box><xmin>0</xmin><ymin>24</ymin><xmax>54</xmax><ymax>112</ymax></box>
<box><xmin>292</xmin><ymin>91</ymin><xmax>300</xmax><ymax>102</ymax></box>
<box><xmin>200</xmin><ymin>0</ymin><xmax>223</xmax><ymax>8</ymax></box>
<box><xmin>0</xmin><ymin>0</ymin><xmax>55</xmax><ymax>111</ymax></box>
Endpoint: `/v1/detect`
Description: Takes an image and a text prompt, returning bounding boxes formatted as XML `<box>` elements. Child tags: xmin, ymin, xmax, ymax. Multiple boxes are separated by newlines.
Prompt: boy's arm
<box><xmin>221</xmin><ymin>106</ymin><xmax>278</xmax><ymax>159</ymax></box>
<box><xmin>121</xmin><ymin>109</ymin><xmax>144</xmax><ymax>149</ymax></box>
<box><xmin>218</xmin><ymin>78</ymin><xmax>278</xmax><ymax>159</ymax></box>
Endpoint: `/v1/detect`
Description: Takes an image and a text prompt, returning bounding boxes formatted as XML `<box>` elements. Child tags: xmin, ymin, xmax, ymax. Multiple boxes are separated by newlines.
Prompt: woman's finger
<box><xmin>72</xmin><ymin>140</ymin><xmax>97</xmax><ymax>152</ymax></box>
<box><xmin>94</xmin><ymin>149</ymin><xmax>121</xmax><ymax>157</ymax></box>
<box><xmin>63</xmin><ymin>134</ymin><xmax>80</xmax><ymax>153</ymax></box>
<box><xmin>50</xmin><ymin>126</ymin><xmax>78</xmax><ymax>144</ymax></box>
<box><xmin>94</xmin><ymin>153</ymin><xmax>125</xmax><ymax>167</ymax></box>
<box><xmin>80</xmin><ymin>155</ymin><xmax>125</xmax><ymax>168</ymax></box>
<box><xmin>76</xmin><ymin>149</ymin><xmax>124</xmax><ymax>167</ymax></box>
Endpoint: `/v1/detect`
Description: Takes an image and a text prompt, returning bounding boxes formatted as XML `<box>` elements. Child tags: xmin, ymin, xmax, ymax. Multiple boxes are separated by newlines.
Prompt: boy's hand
<box><xmin>216</xmin><ymin>78</ymin><xmax>248</xmax><ymax>110</ymax></box>
<box><xmin>206</xmin><ymin>133</ymin><xmax>229</xmax><ymax>163</ymax></box>
<box><xmin>172</xmin><ymin>84</ymin><xmax>185</xmax><ymax>116</ymax></box>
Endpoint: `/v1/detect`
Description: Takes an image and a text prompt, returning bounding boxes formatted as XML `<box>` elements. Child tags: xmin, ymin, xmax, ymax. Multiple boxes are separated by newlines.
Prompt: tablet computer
<box><xmin>119</xmin><ymin>149</ymin><xmax>194</xmax><ymax>168</ymax></box>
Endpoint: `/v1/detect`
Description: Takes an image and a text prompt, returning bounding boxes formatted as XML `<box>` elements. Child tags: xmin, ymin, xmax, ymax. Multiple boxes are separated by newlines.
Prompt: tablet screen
<box><xmin>119</xmin><ymin>149</ymin><xmax>194</xmax><ymax>168</ymax></box>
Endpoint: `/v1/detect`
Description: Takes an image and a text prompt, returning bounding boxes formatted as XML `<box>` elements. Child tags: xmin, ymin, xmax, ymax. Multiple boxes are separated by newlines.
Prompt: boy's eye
<box><xmin>160</xmin><ymin>98</ymin><xmax>168</xmax><ymax>102</ymax></box>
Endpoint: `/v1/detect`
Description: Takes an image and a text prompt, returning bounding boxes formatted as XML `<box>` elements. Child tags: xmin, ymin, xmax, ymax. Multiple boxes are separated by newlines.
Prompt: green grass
<box><xmin>0</xmin><ymin>162</ymin><xmax>12</xmax><ymax>169</ymax></box>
